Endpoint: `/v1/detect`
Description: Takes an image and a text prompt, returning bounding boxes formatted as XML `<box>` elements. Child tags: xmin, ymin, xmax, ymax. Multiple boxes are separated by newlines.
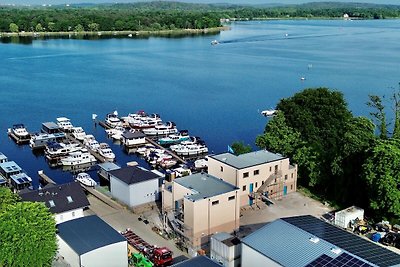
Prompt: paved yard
<box><xmin>84</xmin><ymin>195</ymin><xmax>189</xmax><ymax>259</ymax></box>
<box><xmin>239</xmin><ymin>192</ymin><xmax>332</xmax><ymax>236</ymax></box>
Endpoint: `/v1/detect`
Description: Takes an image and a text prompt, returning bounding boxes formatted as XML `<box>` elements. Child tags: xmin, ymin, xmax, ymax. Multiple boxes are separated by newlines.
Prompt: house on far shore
<box><xmin>207</xmin><ymin>150</ymin><xmax>297</xmax><ymax>207</ymax></box>
<box><xmin>57</xmin><ymin>215</ymin><xmax>127</xmax><ymax>267</ymax></box>
<box><xmin>19</xmin><ymin>181</ymin><xmax>89</xmax><ymax>224</ymax></box>
<box><xmin>109</xmin><ymin>166</ymin><xmax>162</xmax><ymax>207</ymax></box>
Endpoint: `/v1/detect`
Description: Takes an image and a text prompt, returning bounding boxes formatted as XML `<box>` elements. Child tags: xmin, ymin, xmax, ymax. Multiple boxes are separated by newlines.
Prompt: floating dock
<box><xmin>38</xmin><ymin>170</ymin><xmax>56</xmax><ymax>185</ymax></box>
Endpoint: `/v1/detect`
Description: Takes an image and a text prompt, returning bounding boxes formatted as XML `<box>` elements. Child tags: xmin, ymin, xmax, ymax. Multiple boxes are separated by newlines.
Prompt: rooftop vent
<box><xmin>331</xmin><ymin>248</ymin><xmax>342</xmax><ymax>255</ymax></box>
<box><xmin>222</xmin><ymin>158</ymin><xmax>227</xmax><ymax>162</ymax></box>
<box><xmin>309</xmin><ymin>237</ymin><xmax>320</xmax><ymax>243</ymax></box>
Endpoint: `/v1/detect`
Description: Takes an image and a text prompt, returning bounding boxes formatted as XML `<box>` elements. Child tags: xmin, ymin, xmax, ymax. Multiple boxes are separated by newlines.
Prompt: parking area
<box><xmin>238</xmin><ymin>192</ymin><xmax>332</xmax><ymax>236</ymax></box>
<box><xmin>84</xmin><ymin>195</ymin><xmax>189</xmax><ymax>259</ymax></box>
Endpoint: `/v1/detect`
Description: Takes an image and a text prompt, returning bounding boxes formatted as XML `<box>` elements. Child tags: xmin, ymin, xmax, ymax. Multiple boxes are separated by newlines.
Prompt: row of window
<box><xmin>211</xmin><ymin>195</ymin><xmax>236</xmax><ymax>206</ymax></box>
<box><xmin>242</xmin><ymin>184</ymin><xmax>294</xmax><ymax>192</ymax></box>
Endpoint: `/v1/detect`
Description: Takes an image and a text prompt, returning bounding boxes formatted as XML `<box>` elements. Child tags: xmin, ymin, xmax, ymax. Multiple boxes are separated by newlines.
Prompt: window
<box><xmin>212</xmin><ymin>200</ymin><xmax>219</xmax><ymax>206</ymax></box>
<box><xmin>291</xmin><ymin>173</ymin><xmax>294</xmax><ymax>179</ymax></box>
<box><xmin>49</xmin><ymin>200</ymin><xmax>55</xmax><ymax>207</ymax></box>
<box><xmin>285</xmin><ymin>175</ymin><xmax>288</xmax><ymax>180</ymax></box>
<box><xmin>269</xmin><ymin>167</ymin><xmax>272</xmax><ymax>172</ymax></box>
<box><xmin>262</xmin><ymin>181</ymin><xmax>264</xmax><ymax>185</ymax></box>
<box><xmin>67</xmin><ymin>196</ymin><xmax>73</xmax><ymax>203</ymax></box>
<box><xmin>255</xmin><ymin>182</ymin><xmax>258</xmax><ymax>188</ymax></box>
<box><xmin>242</xmin><ymin>185</ymin><xmax>247</xmax><ymax>191</ymax></box>
<box><xmin>243</xmin><ymin>172</ymin><xmax>249</xmax><ymax>178</ymax></box>
<box><xmin>228</xmin><ymin>196</ymin><xmax>235</xmax><ymax>201</ymax></box>
<box><xmin>254</xmin><ymin>170</ymin><xmax>259</xmax><ymax>175</ymax></box>
<box><xmin>72</xmin><ymin>211</ymin><xmax>75</xmax><ymax>217</ymax></box>
<box><xmin>274</xmin><ymin>178</ymin><xmax>277</xmax><ymax>183</ymax></box>
<box><xmin>220</xmin><ymin>166</ymin><xmax>224</xmax><ymax>172</ymax></box>
<box><xmin>270</xmin><ymin>190</ymin><xmax>273</xmax><ymax>193</ymax></box>
<box><xmin>291</xmin><ymin>185</ymin><xmax>293</xmax><ymax>190</ymax></box>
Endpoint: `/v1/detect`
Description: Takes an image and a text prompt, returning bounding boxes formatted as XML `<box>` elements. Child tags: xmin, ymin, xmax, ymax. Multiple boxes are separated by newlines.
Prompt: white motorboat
<box><xmin>125</xmin><ymin>111</ymin><xmax>162</xmax><ymax>129</ymax></box>
<box><xmin>71</xmin><ymin>127</ymin><xmax>86</xmax><ymax>141</ymax></box>
<box><xmin>105</xmin><ymin>112</ymin><xmax>121</xmax><ymax>128</ymax></box>
<box><xmin>11</xmin><ymin>124</ymin><xmax>30</xmax><ymax>139</ymax></box>
<box><xmin>84</xmin><ymin>139</ymin><xmax>100</xmax><ymax>152</ymax></box>
<box><xmin>45</xmin><ymin>142</ymin><xmax>81</xmax><ymax>159</ymax></box>
<box><xmin>98</xmin><ymin>143</ymin><xmax>116</xmax><ymax>161</ymax></box>
<box><xmin>160</xmin><ymin>159</ymin><xmax>178</xmax><ymax>168</ymax></box>
<box><xmin>261</xmin><ymin>109</ymin><xmax>277</xmax><ymax>117</ymax></box>
<box><xmin>106</xmin><ymin>126</ymin><xmax>125</xmax><ymax>136</ymax></box>
<box><xmin>142</xmin><ymin>121</ymin><xmax>177</xmax><ymax>136</ymax></box>
<box><xmin>172</xmin><ymin>166</ymin><xmax>192</xmax><ymax>177</ymax></box>
<box><xmin>171</xmin><ymin>142</ymin><xmax>208</xmax><ymax>156</ymax></box>
<box><xmin>158</xmin><ymin>130</ymin><xmax>190</xmax><ymax>145</ymax></box>
<box><xmin>211</xmin><ymin>40</ymin><xmax>219</xmax><ymax>45</ymax></box>
<box><xmin>194</xmin><ymin>158</ymin><xmax>208</xmax><ymax>170</ymax></box>
<box><xmin>56</xmin><ymin>117</ymin><xmax>74</xmax><ymax>132</ymax></box>
<box><xmin>30</xmin><ymin>133</ymin><xmax>60</xmax><ymax>149</ymax></box>
<box><xmin>75</xmin><ymin>172</ymin><xmax>96</xmax><ymax>187</ymax></box>
<box><xmin>60</xmin><ymin>148</ymin><xmax>96</xmax><ymax>166</ymax></box>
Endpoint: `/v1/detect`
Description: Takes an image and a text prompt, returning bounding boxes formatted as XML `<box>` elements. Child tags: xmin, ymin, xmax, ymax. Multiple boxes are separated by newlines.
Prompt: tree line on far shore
<box><xmin>1</xmin><ymin>1</ymin><xmax>400</xmax><ymax>33</ymax></box>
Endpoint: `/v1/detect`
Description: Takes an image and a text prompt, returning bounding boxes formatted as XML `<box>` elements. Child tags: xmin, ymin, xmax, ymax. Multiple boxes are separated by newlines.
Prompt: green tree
<box><xmin>35</xmin><ymin>23</ymin><xmax>43</xmax><ymax>32</ymax></box>
<box><xmin>367</xmin><ymin>94</ymin><xmax>388</xmax><ymax>139</ymax></box>
<box><xmin>363</xmin><ymin>139</ymin><xmax>400</xmax><ymax>219</ymax></box>
<box><xmin>87</xmin><ymin>22</ymin><xmax>99</xmax><ymax>32</ymax></box>
<box><xmin>9</xmin><ymin>22</ymin><xmax>19</xmax><ymax>33</ymax></box>
<box><xmin>392</xmin><ymin>91</ymin><xmax>400</xmax><ymax>139</ymax></box>
<box><xmin>74</xmin><ymin>24</ymin><xmax>84</xmax><ymax>32</ymax></box>
<box><xmin>47</xmin><ymin>22</ymin><xmax>56</xmax><ymax>32</ymax></box>
<box><xmin>0</xmin><ymin>187</ymin><xmax>20</xmax><ymax>212</ymax></box>
<box><xmin>231</xmin><ymin>141</ymin><xmax>252</xmax><ymax>156</ymax></box>
<box><xmin>0</xmin><ymin>201</ymin><xmax>57</xmax><ymax>266</ymax></box>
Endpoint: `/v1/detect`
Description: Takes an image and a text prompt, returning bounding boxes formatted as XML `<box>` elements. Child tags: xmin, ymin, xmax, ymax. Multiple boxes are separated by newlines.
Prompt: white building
<box><xmin>210</xmin><ymin>232</ymin><xmax>241</xmax><ymax>267</ymax></box>
<box><xmin>19</xmin><ymin>181</ymin><xmax>89</xmax><ymax>224</ymax></box>
<box><xmin>109</xmin><ymin>166</ymin><xmax>161</xmax><ymax>207</ymax></box>
<box><xmin>334</xmin><ymin>206</ymin><xmax>364</xmax><ymax>229</ymax></box>
<box><xmin>57</xmin><ymin>215</ymin><xmax>127</xmax><ymax>267</ymax></box>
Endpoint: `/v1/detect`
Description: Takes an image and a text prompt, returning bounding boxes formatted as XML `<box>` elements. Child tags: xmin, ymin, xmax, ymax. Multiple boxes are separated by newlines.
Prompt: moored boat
<box><xmin>142</xmin><ymin>121</ymin><xmax>177</xmax><ymax>136</ymax></box>
<box><xmin>60</xmin><ymin>149</ymin><xmax>96</xmax><ymax>166</ymax></box>
<box><xmin>75</xmin><ymin>172</ymin><xmax>96</xmax><ymax>187</ymax></box>
<box><xmin>56</xmin><ymin>117</ymin><xmax>74</xmax><ymax>132</ymax></box>
<box><xmin>98</xmin><ymin>143</ymin><xmax>116</xmax><ymax>161</ymax></box>
<box><xmin>105</xmin><ymin>112</ymin><xmax>122</xmax><ymax>128</ymax></box>
<box><xmin>45</xmin><ymin>142</ymin><xmax>81</xmax><ymax>159</ymax></box>
<box><xmin>158</xmin><ymin>130</ymin><xmax>190</xmax><ymax>145</ymax></box>
<box><xmin>170</xmin><ymin>141</ymin><xmax>208</xmax><ymax>156</ymax></box>
<box><xmin>11</xmin><ymin>124</ymin><xmax>30</xmax><ymax>139</ymax></box>
<box><xmin>71</xmin><ymin>127</ymin><xmax>86</xmax><ymax>141</ymax></box>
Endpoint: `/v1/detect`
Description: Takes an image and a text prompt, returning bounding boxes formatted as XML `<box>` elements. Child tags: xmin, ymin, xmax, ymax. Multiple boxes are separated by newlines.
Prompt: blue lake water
<box><xmin>1</xmin><ymin>19</ymin><xmax>400</xmax><ymax>187</ymax></box>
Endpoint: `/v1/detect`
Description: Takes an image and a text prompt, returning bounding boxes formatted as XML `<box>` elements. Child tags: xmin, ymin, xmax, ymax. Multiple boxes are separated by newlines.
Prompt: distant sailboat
<box><xmin>261</xmin><ymin>109</ymin><xmax>277</xmax><ymax>117</ymax></box>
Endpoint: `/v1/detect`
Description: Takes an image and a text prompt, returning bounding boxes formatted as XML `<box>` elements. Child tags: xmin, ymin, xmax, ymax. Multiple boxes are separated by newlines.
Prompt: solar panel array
<box><xmin>283</xmin><ymin>215</ymin><xmax>400</xmax><ymax>267</ymax></box>
<box><xmin>306</xmin><ymin>253</ymin><xmax>375</xmax><ymax>267</ymax></box>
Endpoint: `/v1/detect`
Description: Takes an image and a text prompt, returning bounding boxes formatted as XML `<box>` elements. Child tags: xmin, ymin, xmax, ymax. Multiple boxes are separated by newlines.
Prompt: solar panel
<box><xmin>283</xmin><ymin>216</ymin><xmax>400</xmax><ymax>267</ymax></box>
<box><xmin>306</xmin><ymin>253</ymin><xmax>374</xmax><ymax>267</ymax></box>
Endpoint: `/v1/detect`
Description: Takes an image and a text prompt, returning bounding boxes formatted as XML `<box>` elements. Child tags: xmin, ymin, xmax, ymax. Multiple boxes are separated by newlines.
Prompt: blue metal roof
<box><xmin>241</xmin><ymin>219</ymin><xmax>376</xmax><ymax>267</ymax></box>
<box><xmin>174</xmin><ymin>173</ymin><xmax>238</xmax><ymax>201</ymax></box>
<box><xmin>57</xmin><ymin>215</ymin><xmax>126</xmax><ymax>255</ymax></box>
<box><xmin>210</xmin><ymin>150</ymin><xmax>285</xmax><ymax>169</ymax></box>
<box><xmin>98</xmin><ymin>162</ymin><xmax>121</xmax><ymax>172</ymax></box>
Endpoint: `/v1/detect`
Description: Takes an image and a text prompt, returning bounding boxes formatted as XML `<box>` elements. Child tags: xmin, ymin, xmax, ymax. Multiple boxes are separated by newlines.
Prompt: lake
<box><xmin>1</xmin><ymin>19</ymin><xmax>399</xmax><ymax>187</ymax></box>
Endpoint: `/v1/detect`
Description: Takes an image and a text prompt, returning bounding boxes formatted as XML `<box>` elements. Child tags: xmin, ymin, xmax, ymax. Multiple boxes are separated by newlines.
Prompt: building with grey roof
<box><xmin>110</xmin><ymin>166</ymin><xmax>161</xmax><ymax>207</ymax></box>
<box><xmin>241</xmin><ymin>215</ymin><xmax>400</xmax><ymax>267</ymax></box>
<box><xmin>19</xmin><ymin>182</ymin><xmax>89</xmax><ymax>224</ymax></box>
<box><xmin>57</xmin><ymin>215</ymin><xmax>127</xmax><ymax>267</ymax></box>
<box><xmin>208</xmin><ymin>150</ymin><xmax>297</xmax><ymax>207</ymax></box>
<box><xmin>121</xmin><ymin>131</ymin><xmax>146</xmax><ymax>147</ymax></box>
<box><xmin>162</xmin><ymin>173</ymin><xmax>240</xmax><ymax>251</ymax></box>
<box><xmin>173</xmin><ymin>256</ymin><xmax>223</xmax><ymax>267</ymax></box>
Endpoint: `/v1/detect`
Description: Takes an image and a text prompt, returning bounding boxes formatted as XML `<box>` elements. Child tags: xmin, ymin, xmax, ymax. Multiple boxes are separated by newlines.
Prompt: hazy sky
<box><xmin>2</xmin><ymin>0</ymin><xmax>400</xmax><ymax>6</ymax></box>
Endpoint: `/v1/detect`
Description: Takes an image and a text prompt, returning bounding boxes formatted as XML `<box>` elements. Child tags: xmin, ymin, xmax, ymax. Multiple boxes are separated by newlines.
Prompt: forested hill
<box><xmin>1</xmin><ymin>1</ymin><xmax>400</xmax><ymax>33</ymax></box>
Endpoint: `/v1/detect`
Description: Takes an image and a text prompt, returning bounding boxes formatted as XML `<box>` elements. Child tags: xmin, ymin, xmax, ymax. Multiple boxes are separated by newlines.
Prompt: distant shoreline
<box><xmin>0</xmin><ymin>26</ymin><xmax>229</xmax><ymax>39</ymax></box>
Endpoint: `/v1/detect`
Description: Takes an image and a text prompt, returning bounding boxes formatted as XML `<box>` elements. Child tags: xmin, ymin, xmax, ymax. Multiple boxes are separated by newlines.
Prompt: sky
<box><xmin>2</xmin><ymin>0</ymin><xmax>400</xmax><ymax>6</ymax></box>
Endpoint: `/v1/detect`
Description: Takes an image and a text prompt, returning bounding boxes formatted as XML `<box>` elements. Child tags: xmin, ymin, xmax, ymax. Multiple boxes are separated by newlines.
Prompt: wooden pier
<box><xmin>145</xmin><ymin>137</ymin><xmax>187</xmax><ymax>164</ymax></box>
<box><xmin>38</xmin><ymin>170</ymin><xmax>56</xmax><ymax>185</ymax></box>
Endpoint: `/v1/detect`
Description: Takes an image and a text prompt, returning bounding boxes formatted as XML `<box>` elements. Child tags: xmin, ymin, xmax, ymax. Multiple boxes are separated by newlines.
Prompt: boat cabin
<box><xmin>10</xmin><ymin>173</ymin><xmax>32</xmax><ymax>192</ymax></box>
<box><xmin>0</xmin><ymin>152</ymin><xmax>8</xmax><ymax>164</ymax></box>
<box><xmin>0</xmin><ymin>161</ymin><xmax>22</xmax><ymax>180</ymax></box>
<box><xmin>42</xmin><ymin>122</ymin><xmax>65</xmax><ymax>139</ymax></box>
<box><xmin>30</xmin><ymin>133</ymin><xmax>59</xmax><ymax>149</ymax></box>
<box><xmin>121</xmin><ymin>131</ymin><xmax>146</xmax><ymax>148</ymax></box>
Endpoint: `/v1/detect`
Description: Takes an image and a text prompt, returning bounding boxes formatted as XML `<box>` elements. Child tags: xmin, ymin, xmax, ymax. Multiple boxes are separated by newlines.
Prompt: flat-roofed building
<box><xmin>208</xmin><ymin>150</ymin><xmax>297</xmax><ymax>206</ymax></box>
<box><xmin>163</xmin><ymin>173</ymin><xmax>239</xmax><ymax>251</ymax></box>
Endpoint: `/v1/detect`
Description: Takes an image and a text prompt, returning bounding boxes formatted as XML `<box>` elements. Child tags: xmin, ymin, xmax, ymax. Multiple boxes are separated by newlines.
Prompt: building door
<box><xmin>283</xmin><ymin>185</ymin><xmax>288</xmax><ymax>196</ymax></box>
<box><xmin>249</xmin><ymin>183</ymin><xmax>254</xmax><ymax>206</ymax></box>
<box><xmin>175</xmin><ymin>200</ymin><xmax>179</xmax><ymax>211</ymax></box>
